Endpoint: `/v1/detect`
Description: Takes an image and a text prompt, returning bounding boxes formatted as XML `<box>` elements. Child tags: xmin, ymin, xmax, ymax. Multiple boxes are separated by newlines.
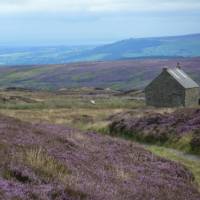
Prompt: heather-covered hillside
<box><xmin>0</xmin><ymin>114</ymin><xmax>200</xmax><ymax>200</ymax></box>
<box><xmin>0</xmin><ymin>57</ymin><xmax>200</xmax><ymax>90</ymax></box>
<box><xmin>109</xmin><ymin>108</ymin><xmax>200</xmax><ymax>154</ymax></box>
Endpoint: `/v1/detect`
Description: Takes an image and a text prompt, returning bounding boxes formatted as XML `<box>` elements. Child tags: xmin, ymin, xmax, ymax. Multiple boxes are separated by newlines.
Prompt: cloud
<box><xmin>0</xmin><ymin>0</ymin><xmax>200</xmax><ymax>14</ymax></box>
<box><xmin>0</xmin><ymin>0</ymin><xmax>200</xmax><ymax>45</ymax></box>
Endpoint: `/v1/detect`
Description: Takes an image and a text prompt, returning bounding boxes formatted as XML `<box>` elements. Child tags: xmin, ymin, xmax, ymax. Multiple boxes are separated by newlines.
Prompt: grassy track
<box><xmin>147</xmin><ymin>145</ymin><xmax>200</xmax><ymax>189</ymax></box>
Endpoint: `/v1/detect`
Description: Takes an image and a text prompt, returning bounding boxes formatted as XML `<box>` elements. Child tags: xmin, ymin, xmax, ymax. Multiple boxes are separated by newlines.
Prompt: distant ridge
<box><xmin>0</xmin><ymin>33</ymin><xmax>200</xmax><ymax>65</ymax></box>
<box><xmin>75</xmin><ymin>33</ymin><xmax>200</xmax><ymax>62</ymax></box>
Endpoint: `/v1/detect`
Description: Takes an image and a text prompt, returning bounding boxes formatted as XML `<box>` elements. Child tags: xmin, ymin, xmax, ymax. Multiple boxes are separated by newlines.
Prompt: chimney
<box><xmin>163</xmin><ymin>67</ymin><xmax>168</xmax><ymax>71</ymax></box>
<box><xmin>176</xmin><ymin>62</ymin><xmax>181</xmax><ymax>69</ymax></box>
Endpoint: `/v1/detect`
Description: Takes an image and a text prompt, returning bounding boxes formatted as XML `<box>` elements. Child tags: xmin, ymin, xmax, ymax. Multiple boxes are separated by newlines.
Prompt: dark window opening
<box><xmin>199</xmin><ymin>99</ymin><xmax>200</xmax><ymax>105</ymax></box>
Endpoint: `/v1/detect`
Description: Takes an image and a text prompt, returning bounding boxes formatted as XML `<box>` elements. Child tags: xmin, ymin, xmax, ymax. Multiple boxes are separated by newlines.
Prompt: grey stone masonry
<box><xmin>145</xmin><ymin>67</ymin><xmax>200</xmax><ymax>107</ymax></box>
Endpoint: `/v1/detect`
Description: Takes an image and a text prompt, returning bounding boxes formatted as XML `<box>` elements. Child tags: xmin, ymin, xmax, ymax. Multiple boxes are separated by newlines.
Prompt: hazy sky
<box><xmin>0</xmin><ymin>0</ymin><xmax>200</xmax><ymax>46</ymax></box>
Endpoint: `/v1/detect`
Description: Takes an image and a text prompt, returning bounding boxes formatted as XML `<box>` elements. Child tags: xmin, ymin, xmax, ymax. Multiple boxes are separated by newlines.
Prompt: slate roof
<box><xmin>167</xmin><ymin>68</ymin><xmax>199</xmax><ymax>89</ymax></box>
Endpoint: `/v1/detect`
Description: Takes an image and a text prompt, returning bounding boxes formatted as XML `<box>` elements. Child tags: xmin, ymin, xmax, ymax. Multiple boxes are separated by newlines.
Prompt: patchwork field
<box><xmin>1</xmin><ymin>34</ymin><xmax>200</xmax><ymax>65</ymax></box>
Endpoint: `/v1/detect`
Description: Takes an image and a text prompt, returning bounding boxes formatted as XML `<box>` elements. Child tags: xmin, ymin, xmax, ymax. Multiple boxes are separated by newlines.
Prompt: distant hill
<box><xmin>0</xmin><ymin>58</ymin><xmax>200</xmax><ymax>90</ymax></box>
<box><xmin>0</xmin><ymin>34</ymin><xmax>200</xmax><ymax>65</ymax></box>
<box><xmin>75</xmin><ymin>34</ymin><xmax>200</xmax><ymax>61</ymax></box>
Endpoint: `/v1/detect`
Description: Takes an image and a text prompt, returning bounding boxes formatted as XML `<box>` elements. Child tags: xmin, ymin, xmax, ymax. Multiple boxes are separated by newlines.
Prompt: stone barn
<box><xmin>145</xmin><ymin>66</ymin><xmax>200</xmax><ymax>107</ymax></box>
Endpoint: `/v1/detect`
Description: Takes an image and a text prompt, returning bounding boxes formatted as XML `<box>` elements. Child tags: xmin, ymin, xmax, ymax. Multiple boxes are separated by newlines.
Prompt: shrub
<box><xmin>3</xmin><ymin>168</ymin><xmax>32</xmax><ymax>183</ymax></box>
<box><xmin>190</xmin><ymin>130</ymin><xmax>200</xmax><ymax>154</ymax></box>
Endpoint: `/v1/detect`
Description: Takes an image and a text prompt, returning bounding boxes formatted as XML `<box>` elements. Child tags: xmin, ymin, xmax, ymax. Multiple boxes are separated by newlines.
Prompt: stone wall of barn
<box><xmin>185</xmin><ymin>88</ymin><xmax>200</xmax><ymax>107</ymax></box>
<box><xmin>145</xmin><ymin>69</ymin><xmax>185</xmax><ymax>107</ymax></box>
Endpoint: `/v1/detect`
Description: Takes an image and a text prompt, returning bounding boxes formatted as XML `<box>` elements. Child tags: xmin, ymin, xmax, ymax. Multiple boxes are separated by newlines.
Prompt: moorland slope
<box><xmin>110</xmin><ymin>108</ymin><xmax>200</xmax><ymax>154</ymax></box>
<box><xmin>0</xmin><ymin>57</ymin><xmax>200</xmax><ymax>90</ymax></box>
<box><xmin>0</xmin><ymin>114</ymin><xmax>200</xmax><ymax>200</ymax></box>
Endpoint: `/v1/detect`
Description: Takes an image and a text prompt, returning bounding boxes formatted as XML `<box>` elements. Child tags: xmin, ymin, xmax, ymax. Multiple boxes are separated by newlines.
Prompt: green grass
<box><xmin>165</xmin><ymin>134</ymin><xmax>193</xmax><ymax>153</ymax></box>
<box><xmin>0</xmin><ymin>67</ymin><xmax>50</xmax><ymax>85</ymax></box>
<box><xmin>0</xmin><ymin>90</ymin><xmax>144</xmax><ymax>110</ymax></box>
<box><xmin>72</xmin><ymin>72</ymin><xmax>95</xmax><ymax>81</ymax></box>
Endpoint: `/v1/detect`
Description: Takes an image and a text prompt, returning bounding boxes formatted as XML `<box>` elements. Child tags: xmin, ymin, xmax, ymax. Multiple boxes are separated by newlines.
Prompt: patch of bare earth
<box><xmin>0</xmin><ymin>114</ymin><xmax>199</xmax><ymax>200</ymax></box>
